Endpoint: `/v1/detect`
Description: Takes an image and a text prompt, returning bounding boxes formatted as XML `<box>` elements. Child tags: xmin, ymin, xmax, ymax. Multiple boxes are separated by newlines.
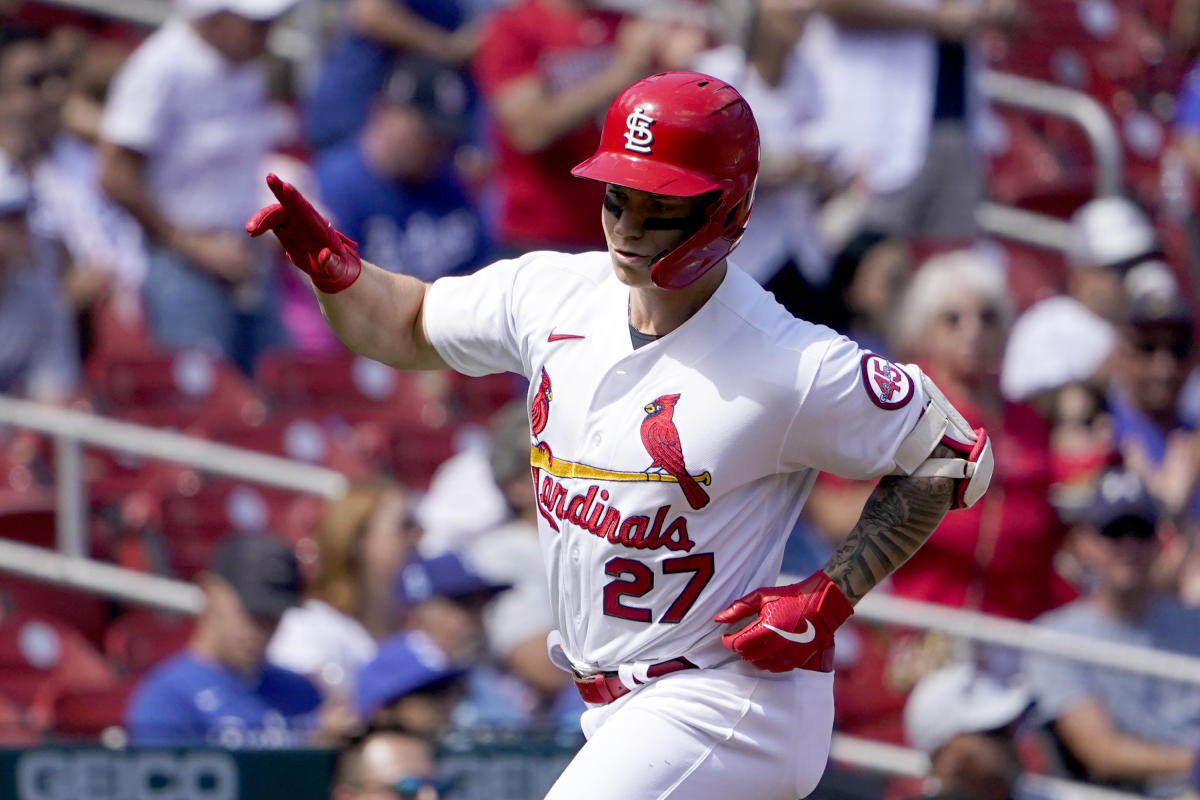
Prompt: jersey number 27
<box><xmin>602</xmin><ymin>553</ymin><xmax>715</xmax><ymax>624</ymax></box>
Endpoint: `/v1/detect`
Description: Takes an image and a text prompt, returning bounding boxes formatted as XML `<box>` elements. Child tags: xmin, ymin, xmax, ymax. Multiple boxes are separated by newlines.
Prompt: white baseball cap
<box><xmin>1065</xmin><ymin>196</ymin><xmax>1159</xmax><ymax>271</ymax></box>
<box><xmin>903</xmin><ymin>663</ymin><xmax>1032</xmax><ymax>755</ymax></box>
<box><xmin>174</xmin><ymin>0</ymin><xmax>298</xmax><ymax>21</ymax></box>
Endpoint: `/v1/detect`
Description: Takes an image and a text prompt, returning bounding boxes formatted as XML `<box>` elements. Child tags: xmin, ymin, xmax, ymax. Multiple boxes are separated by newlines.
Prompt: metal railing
<box><xmin>831</xmin><ymin>734</ymin><xmax>1151</xmax><ymax>800</ymax></box>
<box><xmin>977</xmin><ymin>70</ymin><xmax>1124</xmax><ymax>250</ymax></box>
<box><xmin>0</xmin><ymin>395</ymin><xmax>347</xmax><ymax>613</ymax></box>
<box><xmin>2</xmin><ymin>396</ymin><xmax>1199</xmax><ymax>686</ymax></box>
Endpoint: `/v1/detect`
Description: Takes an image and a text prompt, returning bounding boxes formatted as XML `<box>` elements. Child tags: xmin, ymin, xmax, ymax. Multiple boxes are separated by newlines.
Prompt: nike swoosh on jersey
<box><xmin>547</xmin><ymin>329</ymin><xmax>586</xmax><ymax>342</ymax></box>
<box><xmin>763</xmin><ymin>621</ymin><xmax>816</xmax><ymax>644</ymax></box>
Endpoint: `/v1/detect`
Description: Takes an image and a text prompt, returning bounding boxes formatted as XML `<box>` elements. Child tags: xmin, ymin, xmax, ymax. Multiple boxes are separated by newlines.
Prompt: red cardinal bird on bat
<box><xmin>531</xmin><ymin>367</ymin><xmax>553</xmax><ymax>464</ymax></box>
<box><xmin>640</xmin><ymin>394</ymin><xmax>709</xmax><ymax>510</ymax></box>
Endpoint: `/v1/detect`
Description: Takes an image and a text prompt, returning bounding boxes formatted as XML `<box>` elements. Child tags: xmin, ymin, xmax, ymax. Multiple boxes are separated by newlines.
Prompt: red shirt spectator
<box><xmin>885</xmin><ymin>250</ymin><xmax>1072</xmax><ymax>620</ymax></box>
<box><xmin>888</xmin><ymin>386</ymin><xmax>1073</xmax><ymax>619</ymax></box>
<box><xmin>474</xmin><ymin>2</ymin><xmax>657</xmax><ymax>251</ymax></box>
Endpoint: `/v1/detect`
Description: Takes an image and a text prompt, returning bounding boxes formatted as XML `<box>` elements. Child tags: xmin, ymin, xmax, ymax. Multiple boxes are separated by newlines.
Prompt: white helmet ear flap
<box><xmin>891</xmin><ymin>367</ymin><xmax>994</xmax><ymax>510</ymax></box>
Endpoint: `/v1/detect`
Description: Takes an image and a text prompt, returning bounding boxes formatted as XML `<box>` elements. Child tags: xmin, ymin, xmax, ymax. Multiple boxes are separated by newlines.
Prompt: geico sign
<box><xmin>16</xmin><ymin>750</ymin><xmax>237</xmax><ymax>800</ymax></box>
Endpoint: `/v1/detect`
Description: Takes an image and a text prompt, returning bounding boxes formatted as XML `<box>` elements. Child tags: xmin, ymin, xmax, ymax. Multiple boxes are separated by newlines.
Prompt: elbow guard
<box><xmin>891</xmin><ymin>368</ymin><xmax>994</xmax><ymax>509</ymax></box>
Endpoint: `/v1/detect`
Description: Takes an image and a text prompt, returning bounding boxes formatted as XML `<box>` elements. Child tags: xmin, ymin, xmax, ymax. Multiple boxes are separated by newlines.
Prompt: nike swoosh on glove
<box><xmin>714</xmin><ymin>570</ymin><xmax>854</xmax><ymax>673</ymax></box>
<box><xmin>246</xmin><ymin>173</ymin><xmax>361</xmax><ymax>294</ymax></box>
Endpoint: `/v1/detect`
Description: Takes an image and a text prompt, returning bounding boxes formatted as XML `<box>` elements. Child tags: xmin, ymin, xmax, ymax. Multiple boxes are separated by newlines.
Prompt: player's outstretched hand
<box><xmin>714</xmin><ymin>570</ymin><xmax>854</xmax><ymax>673</ymax></box>
<box><xmin>246</xmin><ymin>173</ymin><xmax>362</xmax><ymax>294</ymax></box>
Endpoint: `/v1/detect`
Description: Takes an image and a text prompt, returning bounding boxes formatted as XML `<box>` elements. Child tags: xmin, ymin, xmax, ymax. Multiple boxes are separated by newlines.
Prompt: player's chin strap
<box><xmin>890</xmin><ymin>367</ymin><xmax>995</xmax><ymax>510</ymax></box>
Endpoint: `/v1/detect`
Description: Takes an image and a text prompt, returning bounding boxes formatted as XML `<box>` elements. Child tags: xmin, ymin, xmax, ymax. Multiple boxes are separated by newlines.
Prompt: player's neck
<box><xmin>628</xmin><ymin>261</ymin><xmax>727</xmax><ymax>337</ymax></box>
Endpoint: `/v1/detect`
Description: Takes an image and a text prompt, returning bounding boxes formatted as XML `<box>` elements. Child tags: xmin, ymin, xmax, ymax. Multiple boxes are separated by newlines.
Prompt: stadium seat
<box><xmin>159</xmin><ymin>482</ymin><xmax>311</xmax><ymax>578</ymax></box>
<box><xmin>985</xmin><ymin>110</ymin><xmax>1067</xmax><ymax>206</ymax></box>
<box><xmin>448</xmin><ymin>371</ymin><xmax>525</xmax><ymax>424</ymax></box>
<box><xmin>0</xmin><ymin>693</ymin><xmax>40</xmax><ymax>746</ymax></box>
<box><xmin>832</xmin><ymin>622</ymin><xmax>912</xmax><ymax>747</ymax></box>
<box><xmin>0</xmin><ymin>613</ymin><xmax>119</xmax><ymax>730</ymax></box>
<box><xmin>52</xmin><ymin>681</ymin><xmax>137</xmax><ymax>741</ymax></box>
<box><xmin>388</xmin><ymin>419</ymin><xmax>460</xmax><ymax>491</ymax></box>
<box><xmin>255</xmin><ymin>350</ymin><xmax>450</xmax><ymax>427</ymax></box>
<box><xmin>104</xmin><ymin>608</ymin><xmax>194</xmax><ymax>676</ymax></box>
<box><xmin>88</xmin><ymin>347</ymin><xmax>268</xmax><ymax>428</ymax></box>
<box><xmin>0</xmin><ymin>491</ymin><xmax>55</xmax><ymax>548</ymax></box>
<box><xmin>0</xmin><ymin>577</ymin><xmax>112</xmax><ymax>647</ymax></box>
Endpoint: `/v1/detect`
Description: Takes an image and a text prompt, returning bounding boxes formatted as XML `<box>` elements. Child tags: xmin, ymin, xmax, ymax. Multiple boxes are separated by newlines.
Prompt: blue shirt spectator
<box><xmin>125</xmin><ymin>533</ymin><xmax>322</xmax><ymax>748</ymax></box>
<box><xmin>304</xmin><ymin>0</ymin><xmax>474</xmax><ymax>153</ymax></box>
<box><xmin>1175</xmin><ymin>60</ymin><xmax>1200</xmax><ymax>133</ymax></box>
<box><xmin>1024</xmin><ymin>469</ymin><xmax>1200</xmax><ymax>798</ymax></box>
<box><xmin>315</xmin><ymin>55</ymin><xmax>488</xmax><ymax>282</ymax></box>
<box><xmin>126</xmin><ymin>652</ymin><xmax>320</xmax><ymax>748</ymax></box>
<box><xmin>1107</xmin><ymin>284</ymin><xmax>1200</xmax><ymax>520</ymax></box>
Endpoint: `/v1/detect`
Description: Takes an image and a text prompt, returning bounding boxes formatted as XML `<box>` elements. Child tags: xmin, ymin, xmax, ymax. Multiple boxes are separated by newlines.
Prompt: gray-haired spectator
<box><xmin>99</xmin><ymin>0</ymin><xmax>296</xmax><ymax>374</ymax></box>
<box><xmin>887</xmin><ymin>250</ymin><xmax>1067</xmax><ymax>625</ymax></box>
<box><xmin>1024</xmin><ymin>468</ymin><xmax>1200</xmax><ymax>798</ymax></box>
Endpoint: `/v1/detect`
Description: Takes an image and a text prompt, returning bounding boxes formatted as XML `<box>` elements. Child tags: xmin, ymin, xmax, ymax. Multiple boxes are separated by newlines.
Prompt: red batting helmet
<box><xmin>571</xmin><ymin>71</ymin><xmax>760</xmax><ymax>290</ymax></box>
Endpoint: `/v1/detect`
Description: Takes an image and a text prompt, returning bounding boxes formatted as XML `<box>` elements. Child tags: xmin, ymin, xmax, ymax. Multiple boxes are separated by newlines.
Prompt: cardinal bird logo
<box><xmin>640</xmin><ymin>394</ymin><xmax>709</xmax><ymax>510</ymax></box>
<box><xmin>530</xmin><ymin>367</ymin><xmax>553</xmax><ymax>464</ymax></box>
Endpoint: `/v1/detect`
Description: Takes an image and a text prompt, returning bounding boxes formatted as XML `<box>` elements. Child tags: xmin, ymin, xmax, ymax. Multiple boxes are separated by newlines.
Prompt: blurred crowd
<box><xmin>2</xmin><ymin>0</ymin><xmax>1200</xmax><ymax>797</ymax></box>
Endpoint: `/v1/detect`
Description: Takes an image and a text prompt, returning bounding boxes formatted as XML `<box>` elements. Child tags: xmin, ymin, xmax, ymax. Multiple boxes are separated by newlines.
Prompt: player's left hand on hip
<box><xmin>714</xmin><ymin>570</ymin><xmax>854</xmax><ymax>673</ymax></box>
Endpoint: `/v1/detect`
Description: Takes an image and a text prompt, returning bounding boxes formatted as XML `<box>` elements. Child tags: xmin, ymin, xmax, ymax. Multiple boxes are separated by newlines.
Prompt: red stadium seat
<box><xmin>52</xmin><ymin>681</ymin><xmax>137</xmax><ymax>740</ymax></box>
<box><xmin>388</xmin><ymin>419</ymin><xmax>460</xmax><ymax>491</ymax></box>
<box><xmin>160</xmin><ymin>482</ymin><xmax>311</xmax><ymax>578</ymax></box>
<box><xmin>986</xmin><ymin>110</ymin><xmax>1067</xmax><ymax>206</ymax></box>
<box><xmin>0</xmin><ymin>613</ymin><xmax>119</xmax><ymax>730</ymax></box>
<box><xmin>255</xmin><ymin>350</ymin><xmax>450</xmax><ymax>427</ymax></box>
<box><xmin>832</xmin><ymin>622</ymin><xmax>911</xmax><ymax>746</ymax></box>
<box><xmin>0</xmin><ymin>491</ymin><xmax>55</xmax><ymax>548</ymax></box>
<box><xmin>448</xmin><ymin>372</ymin><xmax>525</xmax><ymax>424</ymax></box>
<box><xmin>0</xmin><ymin>577</ymin><xmax>112</xmax><ymax>647</ymax></box>
<box><xmin>88</xmin><ymin>348</ymin><xmax>268</xmax><ymax>428</ymax></box>
<box><xmin>0</xmin><ymin>693</ymin><xmax>40</xmax><ymax>745</ymax></box>
<box><xmin>104</xmin><ymin>609</ymin><xmax>194</xmax><ymax>676</ymax></box>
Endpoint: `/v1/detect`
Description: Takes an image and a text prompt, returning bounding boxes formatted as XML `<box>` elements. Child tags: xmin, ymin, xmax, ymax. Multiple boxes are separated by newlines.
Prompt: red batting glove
<box><xmin>245</xmin><ymin>173</ymin><xmax>361</xmax><ymax>294</ymax></box>
<box><xmin>714</xmin><ymin>570</ymin><xmax>854</xmax><ymax>673</ymax></box>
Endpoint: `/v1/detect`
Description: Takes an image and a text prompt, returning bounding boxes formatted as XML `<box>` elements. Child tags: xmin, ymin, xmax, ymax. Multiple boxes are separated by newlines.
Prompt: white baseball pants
<box><xmin>543</xmin><ymin>664</ymin><xmax>835</xmax><ymax>800</ymax></box>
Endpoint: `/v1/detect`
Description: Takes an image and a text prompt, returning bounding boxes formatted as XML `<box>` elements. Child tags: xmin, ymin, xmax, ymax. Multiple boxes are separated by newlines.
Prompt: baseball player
<box><xmin>248</xmin><ymin>71</ymin><xmax>993</xmax><ymax>800</ymax></box>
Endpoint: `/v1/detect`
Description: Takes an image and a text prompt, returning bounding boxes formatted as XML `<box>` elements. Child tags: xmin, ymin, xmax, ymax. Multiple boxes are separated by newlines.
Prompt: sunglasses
<box><xmin>1098</xmin><ymin>518</ymin><xmax>1157</xmax><ymax>541</ymax></box>
<box><xmin>1134</xmin><ymin>338</ymin><xmax>1192</xmax><ymax>360</ymax></box>
<box><xmin>938</xmin><ymin>307</ymin><xmax>1001</xmax><ymax>328</ymax></box>
<box><xmin>12</xmin><ymin>66</ymin><xmax>67</xmax><ymax>90</ymax></box>
<box><xmin>390</xmin><ymin>775</ymin><xmax>455</xmax><ymax>798</ymax></box>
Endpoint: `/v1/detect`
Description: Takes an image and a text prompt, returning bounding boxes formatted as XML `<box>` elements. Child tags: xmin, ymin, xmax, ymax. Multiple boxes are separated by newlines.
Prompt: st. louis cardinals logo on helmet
<box><xmin>571</xmin><ymin>71</ymin><xmax>760</xmax><ymax>291</ymax></box>
<box><xmin>623</xmin><ymin>107</ymin><xmax>655</xmax><ymax>154</ymax></box>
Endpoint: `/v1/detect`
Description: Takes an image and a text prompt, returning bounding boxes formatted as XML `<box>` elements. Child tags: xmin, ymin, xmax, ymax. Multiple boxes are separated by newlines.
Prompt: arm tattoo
<box><xmin>822</xmin><ymin>444</ymin><xmax>957</xmax><ymax>604</ymax></box>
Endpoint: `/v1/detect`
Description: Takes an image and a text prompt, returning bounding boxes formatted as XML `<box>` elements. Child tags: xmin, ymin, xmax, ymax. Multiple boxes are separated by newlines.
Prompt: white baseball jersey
<box><xmin>424</xmin><ymin>251</ymin><xmax>925</xmax><ymax>675</ymax></box>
